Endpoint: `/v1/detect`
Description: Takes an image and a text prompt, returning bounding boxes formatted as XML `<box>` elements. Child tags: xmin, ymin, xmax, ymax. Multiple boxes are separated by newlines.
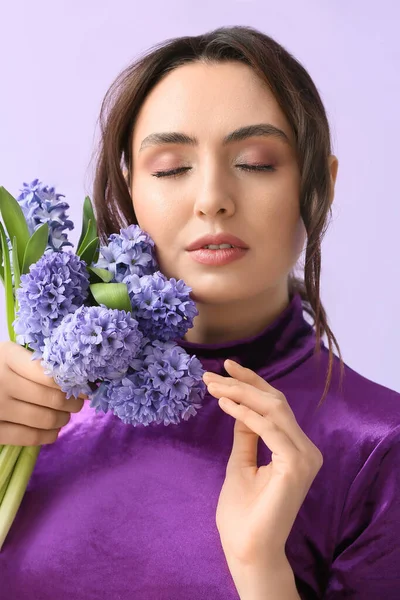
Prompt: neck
<box><xmin>183</xmin><ymin>284</ymin><xmax>290</xmax><ymax>345</ymax></box>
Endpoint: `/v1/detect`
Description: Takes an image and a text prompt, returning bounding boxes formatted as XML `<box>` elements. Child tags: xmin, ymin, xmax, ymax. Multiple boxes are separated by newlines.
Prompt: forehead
<box><xmin>132</xmin><ymin>61</ymin><xmax>294</xmax><ymax>148</ymax></box>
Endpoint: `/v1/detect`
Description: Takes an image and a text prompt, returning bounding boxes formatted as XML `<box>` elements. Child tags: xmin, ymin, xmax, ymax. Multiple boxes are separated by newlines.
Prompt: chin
<box><xmin>187</xmin><ymin>280</ymin><xmax>250</xmax><ymax>305</ymax></box>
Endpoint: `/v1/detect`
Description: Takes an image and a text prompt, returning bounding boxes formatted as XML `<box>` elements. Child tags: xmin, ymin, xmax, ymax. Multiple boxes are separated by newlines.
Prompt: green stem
<box><xmin>0</xmin><ymin>469</ymin><xmax>13</xmax><ymax>505</ymax></box>
<box><xmin>0</xmin><ymin>445</ymin><xmax>23</xmax><ymax>489</ymax></box>
<box><xmin>0</xmin><ymin>445</ymin><xmax>41</xmax><ymax>551</ymax></box>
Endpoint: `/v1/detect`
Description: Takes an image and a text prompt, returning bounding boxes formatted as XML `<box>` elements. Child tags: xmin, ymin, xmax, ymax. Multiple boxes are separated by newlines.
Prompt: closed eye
<box><xmin>236</xmin><ymin>164</ymin><xmax>276</xmax><ymax>172</ymax></box>
<box><xmin>152</xmin><ymin>167</ymin><xmax>191</xmax><ymax>178</ymax></box>
<box><xmin>152</xmin><ymin>164</ymin><xmax>275</xmax><ymax>178</ymax></box>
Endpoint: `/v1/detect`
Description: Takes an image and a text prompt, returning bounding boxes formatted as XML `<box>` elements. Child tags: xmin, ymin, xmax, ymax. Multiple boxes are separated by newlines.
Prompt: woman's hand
<box><xmin>203</xmin><ymin>359</ymin><xmax>323</xmax><ymax>590</ymax></box>
<box><xmin>0</xmin><ymin>341</ymin><xmax>85</xmax><ymax>446</ymax></box>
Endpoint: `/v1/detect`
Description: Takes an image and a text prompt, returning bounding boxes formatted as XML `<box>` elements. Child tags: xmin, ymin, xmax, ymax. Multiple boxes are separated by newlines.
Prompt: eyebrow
<box><xmin>139</xmin><ymin>123</ymin><xmax>291</xmax><ymax>152</ymax></box>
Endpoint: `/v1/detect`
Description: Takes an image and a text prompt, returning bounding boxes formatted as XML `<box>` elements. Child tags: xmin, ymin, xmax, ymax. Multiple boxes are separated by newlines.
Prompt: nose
<box><xmin>193</xmin><ymin>164</ymin><xmax>236</xmax><ymax>219</ymax></box>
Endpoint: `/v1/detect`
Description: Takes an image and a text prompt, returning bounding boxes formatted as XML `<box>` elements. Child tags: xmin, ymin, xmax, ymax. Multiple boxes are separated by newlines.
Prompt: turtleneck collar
<box><xmin>177</xmin><ymin>293</ymin><xmax>318</xmax><ymax>381</ymax></box>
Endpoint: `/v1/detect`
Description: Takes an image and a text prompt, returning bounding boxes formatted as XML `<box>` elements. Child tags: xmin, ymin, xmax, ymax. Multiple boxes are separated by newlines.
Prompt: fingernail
<box><xmin>207</xmin><ymin>382</ymin><xmax>218</xmax><ymax>392</ymax></box>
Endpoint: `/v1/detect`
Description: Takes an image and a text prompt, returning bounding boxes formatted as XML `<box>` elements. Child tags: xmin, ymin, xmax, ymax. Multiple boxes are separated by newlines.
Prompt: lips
<box><xmin>186</xmin><ymin>233</ymin><xmax>248</xmax><ymax>251</ymax></box>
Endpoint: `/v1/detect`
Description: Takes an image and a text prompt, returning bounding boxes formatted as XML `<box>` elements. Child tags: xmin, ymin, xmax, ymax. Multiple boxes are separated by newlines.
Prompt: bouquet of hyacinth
<box><xmin>0</xmin><ymin>179</ymin><xmax>206</xmax><ymax>550</ymax></box>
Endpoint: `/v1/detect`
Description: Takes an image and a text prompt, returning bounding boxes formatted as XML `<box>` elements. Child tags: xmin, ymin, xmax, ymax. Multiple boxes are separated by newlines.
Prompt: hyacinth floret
<box><xmin>41</xmin><ymin>305</ymin><xmax>143</xmax><ymax>399</ymax></box>
<box><xmin>13</xmin><ymin>252</ymin><xmax>90</xmax><ymax>354</ymax></box>
<box><xmin>17</xmin><ymin>179</ymin><xmax>74</xmax><ymax>250</ymax></box>
<box><xmin>94</xmin><ymin>224</ymin><xmax>158</xmax><ymax>282</ymax></box>
<box><xmin>123</xmin><ymin>271</ymin><xmax>198</xmax><ymax>341</ymax></box>
<box><xmin>89</xmin><ymin>339</ymin><xmax>206</xmax><ymax>426</ymax></box>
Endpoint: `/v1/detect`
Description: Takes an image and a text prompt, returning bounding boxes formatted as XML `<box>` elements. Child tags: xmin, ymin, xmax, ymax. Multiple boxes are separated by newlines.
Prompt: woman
<box><xmin>0</xmin><ymin>26</ymin><xmax>399</xmax><ymax>599</ymax></box>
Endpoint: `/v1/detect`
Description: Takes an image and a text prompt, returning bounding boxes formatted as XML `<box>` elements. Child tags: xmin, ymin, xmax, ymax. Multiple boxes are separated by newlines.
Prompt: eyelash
<box><xmin>152</xmin><ymin>164</ymin><xmax>276</xmax><ymax>178</ymax></box>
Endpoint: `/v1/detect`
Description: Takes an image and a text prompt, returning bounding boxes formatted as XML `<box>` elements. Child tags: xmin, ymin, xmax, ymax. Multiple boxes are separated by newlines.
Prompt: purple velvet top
<box><xmin>1</xmin><ymin>294</ymin><xmax>400</xmax><ymax>599</ymax></box>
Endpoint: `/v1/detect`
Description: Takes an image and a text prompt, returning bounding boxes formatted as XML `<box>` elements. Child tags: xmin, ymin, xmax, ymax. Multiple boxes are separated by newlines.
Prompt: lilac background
<box><xmin>0</xmin><ymin>1</ymin><xmax>398</xmax><ymax>392</ymax></box>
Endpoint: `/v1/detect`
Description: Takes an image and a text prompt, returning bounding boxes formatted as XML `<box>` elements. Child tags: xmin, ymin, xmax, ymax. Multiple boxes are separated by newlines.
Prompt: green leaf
<box><xmin>92</xmin><ymin>241</ymin><xmax>100</xmax><ymax>265</ymax></box>
<box><xmin>12</xmin><ymin>236</ymin><xmax>20</xmax><ymax>291</ymax></box>
<box><xmin>90</xmin><ymin>282</ymin><xmax>132</xmax><ymax>312</ymax></box>
<box><xmin>87</xmin><ymin>266</ymin><xmax>113</xmax><ymax>283</ymax></box>
<box><xmin>12</xmin><ymin>237</ymin><xmax>21</xmax><ymax>316</ymax></box>
<box><xmin>0</xmin><ymin>186</ymin><xmax>30</xmax><ymax>269</ymax></box>
<box><xmin>21</xmin><ymin>222</ymin><xmax>49</xmax><ymax>274</ymax></box>
<box><xmin>0</xmin><ymin>236</ymin><xmax>3</xmax><ymax>284</ymax></box>
<box><xmin>79</xmin><ymin>237</ymin><xmax>99</xmax><ymax>267</ymax></box>
<box><xmin>0</xmin><ymin>221</ymin><xmax>16</xmax><ymax>341</ymax></box>
<box><xmin>77</xmin><ymin>196</ymin><xmax>97</xmax><ymax>254</ymax></box>
<box><xmin>77</xmin><ymin>219</ymin><xmax>94</xmax><ymax>257</ymax></box>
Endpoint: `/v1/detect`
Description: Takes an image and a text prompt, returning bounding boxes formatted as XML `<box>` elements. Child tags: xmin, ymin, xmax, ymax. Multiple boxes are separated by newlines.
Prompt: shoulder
<box><xmin>331</xmin><ymin>350</ymin><xmax>400</xmax><ymax>436</ymax></box>
<box><xmin>297</xmin><ymin>345</ymin><xmax>400</xmax><ymax>434</ymax></box>
<box><xmin>281</xmin><ymin>345</ymin><xmax>400</xmax><ymax>592</ymax></box>
<box><xmin>308</xmin><ymin>350</ymin><xmax>400</xmax><ymax>500</ymax></box>
<box><xmin>282</xmin><ymin>345</ymin><xmax>400</xmax><ymax>464</ymax></box>
<box><xmin>340</xmin><ymin>355</ymin><xmax>399</xmax><ymax>400</ymax></box>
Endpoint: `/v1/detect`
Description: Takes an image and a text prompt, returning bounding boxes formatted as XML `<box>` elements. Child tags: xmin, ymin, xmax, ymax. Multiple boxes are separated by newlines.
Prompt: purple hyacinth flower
<box><xmin>17</xmin><ymin>179</ymin><xmax>74</xmax><ymax>251</ymax></box>
<box><xmin>13</xmin><ymin>252</ymin><xmax>90</xmax><ymax>355</ymax></box>
<box><xmin>94</xmin><ymin>224</ymin><xmax>158</xmax><ymax>281</ymax></box>
<box><xmin>123</xmin><ymin>271</ymin><xmax>198</xmax><ymax>341</ymax></box>
<box><xmin>41</xmin><ymin>305</ymin><xmax>143</xmax><ymax>399</ymax></box>
<box><xmin>89</xmin><ymin>339</ymin><xmax>206</xmax><ymax>426</ymax></box>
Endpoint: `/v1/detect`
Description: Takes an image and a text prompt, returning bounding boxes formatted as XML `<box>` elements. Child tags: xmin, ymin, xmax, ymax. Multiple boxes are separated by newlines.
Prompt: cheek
<box><xmin>131</xmin><ymin>184</ymin><xmax>182</xmax><ymax>277</ymax></box>
<box><xmin>255</xmin><ymin>193</ymin><xmax>305</xmax><ymax>270</ymax></box>
<box><xmin>131</xmin><ymin>183</ymin><xmax>173</xmax><ymax>240</ymax></box>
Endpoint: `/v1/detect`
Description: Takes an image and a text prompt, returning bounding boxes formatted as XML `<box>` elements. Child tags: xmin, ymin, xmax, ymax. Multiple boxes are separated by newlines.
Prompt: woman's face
<box><xmin>130</xmin><ymin>61</ymin><xmax>305</xmax><ymax>306</ymax></box>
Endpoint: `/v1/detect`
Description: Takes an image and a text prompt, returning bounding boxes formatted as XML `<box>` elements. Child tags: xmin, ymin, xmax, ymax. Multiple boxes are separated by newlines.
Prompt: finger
<box><xmin>204</xmin><ymin>362</ymin><xmax>273</xmax><ymax>391</ymax></box>
<box><xmin>6</xmin><ymin>343</ymin><xmax>62</xmax><ymax>390</ymax></box>
<box><xmin>204</xmin><ymin>366</ymin><xmax>278</xmax><ymax>395</ymax></box>
<box><xmin>3</xmin><ymin>368</ymin><xmax>85</xmax><ymax>413</ymax></box>
<box><xmin>0</xmin><ymin>397</ymin><xmax>71</xmax><ymax>430</ymax></box>
<box><xmin>207</xmin><ymin>379</ymin><xmax>281</xmax><ymax>418</ymax></box>
<box><xmin>228</xmin><ymin>406</ymin><xmax>259</xmax><ymax>470</ymax></box>
<box><xmin>219</xmin><ymin>398</ymin><xmax>299</xmax><ymax>470</ymax></box>
<box><xmin>207</xmin><ymin>379</ymin><xmax>308</xmax><ymax>452</ymax></box>
<box><xmin>207</xmin><ymin>367</ymin><xmax>311</xmax><ymax>453</ymax></box>
<box><xmin>224</xmin><ymin>359</ymin><xmax>281</xmax><ymax>397</ymax></box>
<box><xmin>0</xmin><ymin>421</ymin><xmax>61</xmax><ymax>446</ymax></box>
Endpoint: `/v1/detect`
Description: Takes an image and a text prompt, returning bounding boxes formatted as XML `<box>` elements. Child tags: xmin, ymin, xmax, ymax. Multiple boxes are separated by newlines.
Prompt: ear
<box><xmin>328</xmin><ymin>155</ymin><xmax>339</xmax><ymax>206</ymax></box>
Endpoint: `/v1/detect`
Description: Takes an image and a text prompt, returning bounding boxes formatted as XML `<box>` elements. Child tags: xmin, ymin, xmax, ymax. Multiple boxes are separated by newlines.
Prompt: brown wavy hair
<box><xmin>89</xmin><ymin>25</ymin><xmax>343</xmax><ymax>405</ymax></box>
